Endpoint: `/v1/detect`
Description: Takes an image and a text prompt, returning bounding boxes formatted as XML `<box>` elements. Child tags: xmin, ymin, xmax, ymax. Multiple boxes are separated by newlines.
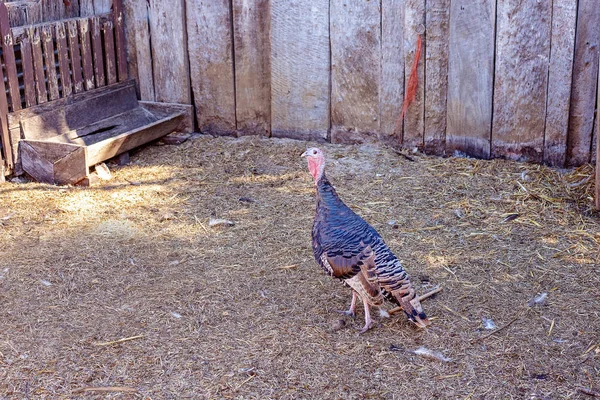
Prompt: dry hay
<box><xmin>0</xmin><ymin>134</ymin><xmax>599</xmax><ymax>399</ymax></box>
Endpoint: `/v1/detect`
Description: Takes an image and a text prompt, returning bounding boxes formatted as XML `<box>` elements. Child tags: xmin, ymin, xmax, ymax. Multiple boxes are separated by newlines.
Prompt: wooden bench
<box><xmin>0</xmin><ymin>0</ymin><xmax>192</xmax><ymax>185</ymax></box>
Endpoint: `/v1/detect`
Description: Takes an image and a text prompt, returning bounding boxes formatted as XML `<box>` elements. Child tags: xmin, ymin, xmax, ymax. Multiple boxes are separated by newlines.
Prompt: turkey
<box><xmin>302</xmin><ymin>147</ymin><xmax>430</xmax><ymax>333</ymax></box>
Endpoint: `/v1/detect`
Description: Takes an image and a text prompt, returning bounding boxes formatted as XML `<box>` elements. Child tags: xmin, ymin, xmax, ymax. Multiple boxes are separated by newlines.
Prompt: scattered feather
<box><xmin>40</xmin><ymin>279</ymin><xmax>52</xmax><ymax>287</ymax></box>
<box><xmin>412</xmin><ymin>346</ymin><xmax>452</xmax><ymax>362</ymax></box>
<box><xmin>501</xmin><ymin>213</ymin><xmax>520</xmax><ymax>223</ymax></box>
<box><xmin>482</xmin><ymin>317</ymin><xmax>497</xmax><ymax>330</ymax></box>
<box><xmin>528</xmin><ymin>292</ymin><xmax>548</xmax><ymax>307</ymax></box>
<box><xmin>209</xmin><ymin>218</ymin><xmax>235</xmax><ymax>228</ymax></box>
<box><xmin>171</xmin><ymin>312</ymin><xmax>182</xmax><ymax>319</ymax></box>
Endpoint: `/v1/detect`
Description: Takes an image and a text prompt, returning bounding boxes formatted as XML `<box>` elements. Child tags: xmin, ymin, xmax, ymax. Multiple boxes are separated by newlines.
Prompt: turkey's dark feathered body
<box><xmin>311</xmin><ymin>174</ymin><xmax>417</xmax><ymax>313</ymax></box>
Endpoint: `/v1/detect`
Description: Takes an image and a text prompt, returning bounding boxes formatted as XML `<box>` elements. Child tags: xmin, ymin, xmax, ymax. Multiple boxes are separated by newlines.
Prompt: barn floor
<box><xmin>0</xmin><ymin>134</ymin><xmax>599</xmax><ymax>399</ymax></box>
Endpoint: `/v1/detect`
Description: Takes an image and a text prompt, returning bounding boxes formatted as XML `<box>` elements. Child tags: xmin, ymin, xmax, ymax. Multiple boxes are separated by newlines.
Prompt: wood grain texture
<box><xmin>67</xmin><ymin>20</ymin><xmax>84</xmax><ymax>93</ymax></box>
<box><xmin>566</xmin><ymin>0</ymin><xmax>600</xmax><ymax>166</ymax></box>
<box><xmin>330</xmin><ymin>0</ymin><xmax>380</xmax><ymax>144</ymax></box>
<box><xmin>6</xmin><ymin>0</ymin><xmax>42</xmax><ymax>26</ymax></box>
<box><xmin>0</xmin><ymin>40</ymin><xmax>11</xmax><ymax>169</ymax></box>
<box><xmin>103</xmin><ymin>20</ymin><xmax>117</xmax><ymax>85</ymax></box>
<box><xmin>93</xmin><ymin>0</ymin><xmax>111</xmax><ymax>14</ymax></box>
<box><xmin>596</xmin><ymin>60</ymin><xmax>600</xmax><ymax>209</ymax></box>
<box><xmin>186</xmin><ymin>0</ymin><xmax>235</xmax><ymax>134</ymax></box>
<box><xmin>41</xmin><ymin>0</ymin><xmax>65</xmax><ymax>22</ymax></box>
<box><xmin>112</xmin><ymin>0</ymin><xmax>128</xmax><ymax>82</ymax></box>
<box><xmin>544</xmin><ymin>0</ymin><xmax>576</xmax><ymax>167</ymax></box>
<box><xmin>379</xmin><ymin>0</ymin><xmax>403</xmax><ymax>147</ymax></box>
<box><xmin>492</xmin><ymin>0</ymin><xmax>551</xmax><ymax>163</ymax></box>
<box><xmin>123</xmin><ymin>0</ymin><xmax>154</xmax><ymax>100</ymax></box>
<box><xmin>20</xmin><ymin>31</ymin><xmax>36</xmax><ymax>108</ymax></box>
<box><xmin>29</xmin><ymin>26</ymin><xmax>48</xmax><ymax>103</ymax></box>
<box><xmin>55</xmin><ymin>22</ymin><xmax>72</xmax><ymax>98</ymax></box>
<box><xmin>424</xmin><ymin>0</ymin><xmax>449</xmax><ymax>154</ymax></box>
<box><xmin>78</xmin><ymin>18</ymin><xmax>95</xmax><ymax>90</ymax></box>
<box><xmin>0</xmin><ymin>3</ymin><xmax>21</xmax><ymax>111</ymax></box>
<box><xmin>79</xmin><ymin>0</ymin><xmax>94</xmax><ymax>16</ymax></box>
<box><xmin>402</xmin><ymin>0</ymin><xmax>425</xmax><ymax>149</ymax></box>
<box><xmin>446</xmin><ymin>0</ymin><xmax>495</xmax><ymax>159</ymax></box>
<box><xmin>41</xmin><ymin>24</ymin><xmax>59</xmax><ymax>101</ymax></box>
<box><xmin>232</xmin><ymin>0</ymin><xmax>271</xmax><ymax>136</ymax></box>
<box><xmin>90</xmin><ymin>16</ymin><xmax>105</xmax><ymax>87</ymax></box>
<box><xmin>271</xmin><ymin>0</ymin><xmax>329</xmax><ymax>140</ymax></box>
<box><xmin>149</xmin><ymin>0</ymin><xmax>190</xmax><ymax>104</ymax></box>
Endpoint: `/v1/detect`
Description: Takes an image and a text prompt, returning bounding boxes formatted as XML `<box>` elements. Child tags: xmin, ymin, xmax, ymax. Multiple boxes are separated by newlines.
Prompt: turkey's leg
<box><xmin>358</xmin><ymin>297</ymin><xmax>374</xmax><ymax>334</ymax></box>
<box><xmin>336</xmin><ymin>291</ymin><xmax>357</xmax><ymax>318</ymax></box>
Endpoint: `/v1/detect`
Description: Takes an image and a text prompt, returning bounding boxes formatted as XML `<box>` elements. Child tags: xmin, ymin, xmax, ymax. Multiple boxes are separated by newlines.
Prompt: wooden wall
<box><xmin>2</xmin><ymin>0</ymin><xmax>599</xmax><ymax>167</ymax></box>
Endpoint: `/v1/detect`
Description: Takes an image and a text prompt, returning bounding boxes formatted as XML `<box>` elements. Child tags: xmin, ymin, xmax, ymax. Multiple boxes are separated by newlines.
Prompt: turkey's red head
<box><xmin>301</xmin><ymin>147</ymin><xmax>325</xmax><ymax>182</ymax></box>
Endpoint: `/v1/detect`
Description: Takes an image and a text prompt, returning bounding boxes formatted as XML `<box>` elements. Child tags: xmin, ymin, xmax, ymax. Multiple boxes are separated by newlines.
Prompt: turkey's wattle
<box><xmin>301</xmin><ymin>147</ymin><xmax>430</xmax><ymax>332</ymax></box>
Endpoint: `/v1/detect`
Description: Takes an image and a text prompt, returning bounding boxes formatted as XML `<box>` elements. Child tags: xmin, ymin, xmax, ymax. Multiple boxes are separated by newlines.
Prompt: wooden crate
<box><xmin>0</xmin><ymin>0</ymin><xmax>192</xmax><ymax>185</ymax></box>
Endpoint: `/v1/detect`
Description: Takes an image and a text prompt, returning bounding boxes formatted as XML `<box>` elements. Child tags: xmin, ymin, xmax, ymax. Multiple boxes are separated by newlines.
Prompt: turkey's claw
<box><xmin>357</xmin><ymin>320</ymin><xmax>374</xmax><ymax>335</ymax></box>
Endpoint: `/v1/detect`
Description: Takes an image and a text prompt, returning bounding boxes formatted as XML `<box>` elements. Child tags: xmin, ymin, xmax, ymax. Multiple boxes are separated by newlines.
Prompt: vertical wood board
<box><xmin>330</xmin><ymin>0</ymin><xmax>381</xmax><ymax>144</ymax></box>
<box><xmin>113</xmin><ymin>0</ymin><xmax>128</xmax><ymax>81</ymax></box>
<box><xmin>492</xmin><ymin>0</ymin><xmax>552</xmax><ymax>163</ymax></box>
<box><xmin>41</xmin><ymin>24</ymin><xmax>59</xmax><ymax>101</ymax></box>
<box><xmin>446</xmin><ymin>0</ymin><xmax>495</xmax><ymax>159</ymax></box>
<box><xmin>186</xmin><ymin>0</ymin><xmax>235</xmax><ymax>134</ymax></box>
<box><xmin>56</xmin><ymin>22</ymin><xmax>72</xmax><ymax>97</ymax></box>
<box><xmin>379</xmin><ymin>0</ymin><xmax>404</xmax><ymax>147</ymax></box>
<box><xmin>232</xmin><ymin>0</ymin><xmax>271</xmax><ymax>136</ymax></box>
<box><xmin>566</xmin><ymin>0</ymin><xmax>600</xmax><ymax>166</ymax></box>
<box><xmin>90</xmin><ymin>16</ymin><xmax>105</xmax><ymax>87</ymax></box>
<box><xmin>149</xmin><ymin>0</ymin><xmax>190</xmax><ymax>104</ymax></box>
<box><xmin>544</xmin><ymin>0</ymin><xmax>577</xmax><ymax>167</ymax></box>
<box><xmin>271</xmin><ymin>0</ymin><xmax>329</xmax><ymax>140</ymax></box>
<box><xmin>78</xmin><ymin>18</ymin><xmax>95</xmax><ymax>90</ymax></box>
<box><xmin>30</xmin><ymin>26</ymin><xmax>48</xmax><ymax>103</ymax></box>
<box><xmin>20</xmin><ymin>32</ymin><xmax>37</xmax><ymax>108</ymax></box>
<box><xmin>402</xmin><ymin>0</ymin><xmax>425</xmax><ymax>149</ymax></box>
<box><xmin>424</xmin><ymin>0</ymin><xmax>450</xmax><ymax>154</ymax></box>
<box><xmin>103</xmin><ymin>20</ymin><xmax>117</xmax><ymax>85</ymax></box>
<box><xmin>67</xmin><ymin>19</ymin><xmax>84</xmax><ymax>93</ymax></box>
<box><xmin>123</xmin><ymin>0</ymin><xmax>154</xmax><ymax>100</ymax></box>
<box><xmin>0</xmin><ymin>3</ymin><xmax>21</xmax><ymax>111</ymax></box>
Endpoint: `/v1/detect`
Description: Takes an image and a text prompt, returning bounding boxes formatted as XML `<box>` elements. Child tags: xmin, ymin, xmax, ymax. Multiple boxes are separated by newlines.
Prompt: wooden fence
<box><xmin>2</xmin><ymin>0</ymin><xmax>599</xmax><ymax>168</ymax></box>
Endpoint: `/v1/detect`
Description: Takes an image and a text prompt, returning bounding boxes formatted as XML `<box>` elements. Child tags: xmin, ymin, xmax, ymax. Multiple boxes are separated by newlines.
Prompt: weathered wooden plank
<box><xmin>271</xmin><ymin>0</ymin><xmax>329</xmax><ymax>140</ymax></box>
<box><xmin>379</xmin><ymin>0</ymin><xmax>403</xmax><ymax>148</ymax></box>
<box><xmin>123</xmin><ymin>0</ymin><xmax>154</xmax><ymax>100</ymax></box>
<box><xmin>103</xmin><ymin>20</ymin><xmax>117</xmax><ymax>85</ymax></box>
<box><xmin>56</xmin><ymin>22</ymin><xmax>72</xmax><ymax>98</ymax></box>
<box><xmin>90</xmin><ymin>16</ymin><xmax>105</xmax><ymax>87</ymax></box>
<box><xmin>29</xmin><ymin>26</ymin><xmax>48</xmax><ymax>104</ymax></box>
<box><xmin>93</xmin><ymin>0</ymin><xmax>111</xmax><ymax>14</ymax></box>
<box><xmin>330</xmin><ymin>0</ymin><xmax>380</xmax><ymax>144</ymax></box>
<box><xmin>78</xmin><ymin>18</ymin><xmax>95</xmax><ymax>90</ymax></box>
<box><xmin>113</xmin><ymin>0</ymin><xmax>128</xmax><ymax>82</ymax></box>
<box><xmin>492</xmin><ymin>0</ymin><xmax>552</xmax><ymax>163</ymax></box>
<box><xmin>6</xmin><ymin>0</ymin><xmax>42</xmax><ymax>26</ymax></box>
<box><xmin>424</xmin><ymin>0</ymin><xmax>449</xmax><ymax>155</ymax></box>
<box><xmin>402</xmin><ymin>0</ymin><xmax>425</xmax><ymax>149</ymax></box>
<box><xmin>41</xmin><ymin>0</ymin><xmax>65</xmax><ymax>22</ymax></box>
<box><xmin>446</xmin><ymin>0</ymin><xmax>495</xmax><ymax>159</ymax></box>
<box><xmin>21</xmin><ymin>140</ymin><xmax>87</xmax><ymax>185</ymax></box>
<box><xmin>232</xmin><ymin>0</ymin><xmax>271</xmax><ymax>136</ymax></box>
<box><xmin>20</xmin><ymin>31</ymin><xmax>37</xmax><ymax>108</ymax></box>
<box><xmin>67</xmin><ymin>20</ymin><xmax>84</xmax><ymax>93</ymax></box>
<box><xmin>79</xmin><ymin>0</ymin><xmax>94</xmax><ymax>16</ymax></box>
<box><xmin>63</xmin><ymin>0</ymin><xmax>79</xmax><ymax>18</ymax></box>
<box><xmin>186</xmin><ymin>0</ymin><xmax>234</xmax><ymax>134</ymax></box>
<box><xmin>150</xmin><ymin>0</ymin><xmax>190</xmax><ymax>104</ymax></box>
<box><xmin>0</xmin><ymin>41</ymin><xmax>12</xmax><ymax>169</ymax></box>
<box><xmin>566</xmin><ymin>0</ymin><xmax>600</xmax><ymax>166</ymax></box>
<box><xmin>544</xmin><ymin>0</ymin><xmax>577</xmax><ymax>167</ymax></box>
<box><xmin>0</xmin><ymin>3</ymin><xmax>21</xmax><ymax>111</ymax></box>
<box><xmin>41</xmin><ymin>24</ymin><xmax>59</xmax><ymax>101</ymax></box>
<box><xmin>596</xmin><ymin>60</ymin><xmax>600</xmax><ymax>209</ymax></box>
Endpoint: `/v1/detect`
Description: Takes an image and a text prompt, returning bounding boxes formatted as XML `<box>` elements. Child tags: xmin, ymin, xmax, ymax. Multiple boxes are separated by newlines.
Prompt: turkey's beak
<box><xmin>300</xmin><ymin>150</ymin><xmax>309</xmax><ymax>158</ymax></box>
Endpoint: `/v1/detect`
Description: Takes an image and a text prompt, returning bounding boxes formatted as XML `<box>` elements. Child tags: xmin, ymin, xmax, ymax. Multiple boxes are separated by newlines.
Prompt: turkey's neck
<box><xmin>308</xmin><ymin>157</ymin><xmax>325</xmax><ymax>182</ymax></box>
<box><xmin>315</xmin><ymin>174</ymin><xmax>343</xmax><ymax>209</ymax></box>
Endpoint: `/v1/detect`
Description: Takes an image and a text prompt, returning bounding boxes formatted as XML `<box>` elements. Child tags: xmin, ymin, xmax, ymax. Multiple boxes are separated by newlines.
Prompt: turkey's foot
<box><xmin>336</xmin><ymin>291</ymin><xmax>358</xmax><ymax>318</ymax></box>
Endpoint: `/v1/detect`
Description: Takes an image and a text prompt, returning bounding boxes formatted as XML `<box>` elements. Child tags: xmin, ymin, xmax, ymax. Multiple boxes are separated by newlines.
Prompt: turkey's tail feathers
<box><xmin>379</xmin><ymin>267</ymin><xmax>430</xmax><ymax>328</ymax></box>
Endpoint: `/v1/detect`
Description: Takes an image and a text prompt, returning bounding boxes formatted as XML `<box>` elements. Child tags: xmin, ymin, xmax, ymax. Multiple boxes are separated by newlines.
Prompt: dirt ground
<box><xmin>0</xmin><ymin>134</ymin><xmax>599</xmax><ymax>399</ymax></box>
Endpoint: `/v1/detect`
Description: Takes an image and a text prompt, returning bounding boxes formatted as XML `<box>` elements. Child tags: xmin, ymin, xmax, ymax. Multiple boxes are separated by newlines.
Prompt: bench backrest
<box><xmin>0</xmin><ymin>0</ymin><xmax>127</xmax><ymax>172</ymax></box>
